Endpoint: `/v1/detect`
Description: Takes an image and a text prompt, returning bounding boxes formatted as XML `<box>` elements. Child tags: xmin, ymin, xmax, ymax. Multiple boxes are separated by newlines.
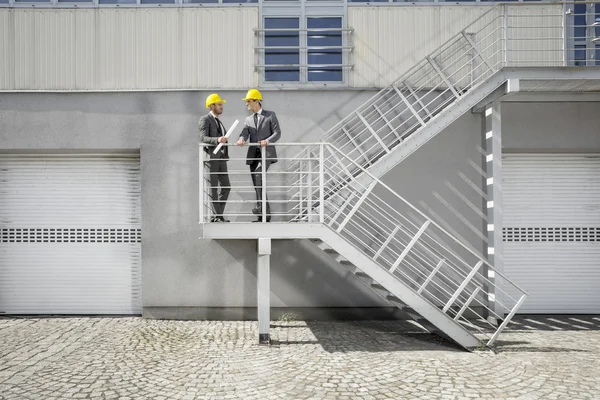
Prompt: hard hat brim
<box><xmin>205</xmin><ymin>99</ymin><xmax>226</xmax><ymax>108</ymax></box>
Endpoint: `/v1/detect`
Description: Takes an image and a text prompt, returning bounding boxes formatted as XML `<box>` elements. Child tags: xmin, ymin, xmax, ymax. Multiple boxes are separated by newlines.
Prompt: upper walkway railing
<box><xmin>284</xmin><ymin>2</ymin><xmax>600</xmax><ymax>179</ymax></box>
<box><xmin>199</xmin><ymin>142</ymin><xmax>528</xmax><ymax>346</ymax></box>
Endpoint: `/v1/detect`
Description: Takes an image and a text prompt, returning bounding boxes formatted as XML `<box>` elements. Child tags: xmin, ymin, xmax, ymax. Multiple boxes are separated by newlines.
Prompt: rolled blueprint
<box><xmin>213</xmin><ymin>119</ymin><xmax>240</xmax><ymax>155</ymax></box>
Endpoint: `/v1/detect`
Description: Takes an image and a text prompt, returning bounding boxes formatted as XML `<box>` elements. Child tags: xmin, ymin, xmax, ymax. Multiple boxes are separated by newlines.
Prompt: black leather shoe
<box><xmin>216</xmin><ymin>217</ymin><xmax>230</xmax><ymax>223</ymax></box>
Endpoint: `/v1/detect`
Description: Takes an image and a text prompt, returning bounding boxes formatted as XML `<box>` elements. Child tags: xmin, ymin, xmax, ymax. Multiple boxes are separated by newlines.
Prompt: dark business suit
<box><xmin>199</xmin><ymin>113</ymin><xmax>230</xmax><ymax>220</ymax></box>
<box><xmin>239</xmin><ymin>109</ymin><xmax>281</xmax><ymax>221</ymax></box>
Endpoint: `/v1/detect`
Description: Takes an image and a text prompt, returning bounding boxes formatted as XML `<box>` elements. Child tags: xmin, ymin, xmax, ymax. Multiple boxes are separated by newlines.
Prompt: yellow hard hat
<box><xmin>242</xmin><ymin>89</ymin><xmax>262</xmax><ymax>101</ymax></box>
<box><xmin>205</xmin><ymin>93</ymin><xmax>226</xmax><ymax>109</ymax></box>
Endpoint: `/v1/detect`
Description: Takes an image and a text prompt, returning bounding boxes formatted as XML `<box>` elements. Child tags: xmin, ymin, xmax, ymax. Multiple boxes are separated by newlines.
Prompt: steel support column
<box><xmin>483</xmin><ymin>103</ymin><xmax>504</xmax><ymax>322</ymax></box>
<box><xmin>257</xmin><ymin>238</ymin><xmax>271</xmax><ymax>344</ymax></box>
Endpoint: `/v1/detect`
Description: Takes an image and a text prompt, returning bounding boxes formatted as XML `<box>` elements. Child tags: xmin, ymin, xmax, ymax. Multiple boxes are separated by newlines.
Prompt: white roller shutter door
<box><xmin>503</xmin><ymin>154</ymin><xmax>600</xmax><ymax>314</ymax></box>
<box><xmin>0</xmin><ymin>155</ymin><xmax>142</xmax><ymax>315</ymax></box>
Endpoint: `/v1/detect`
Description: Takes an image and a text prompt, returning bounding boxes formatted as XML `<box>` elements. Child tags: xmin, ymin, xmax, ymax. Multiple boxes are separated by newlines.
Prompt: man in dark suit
<box><xmin>199</xmin><ymin>93</ymin><xmax>230</xmax><ymax>223</ymax></box>
<box><xmin>236</xmin><ymin>89</ymin><xmax>281</xmax><ymax>223</ymax></box>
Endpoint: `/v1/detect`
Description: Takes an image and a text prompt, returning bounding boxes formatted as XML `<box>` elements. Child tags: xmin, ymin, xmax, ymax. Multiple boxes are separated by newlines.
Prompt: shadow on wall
<box><xmin>214</xmin><ymin>238</ymin><xmax>393</xmax><ymax>309</ymax></box>
<box><xmin>352</xmin><ymin>34</ymin><xmax>435</xmax><ymax>88</ymax></box>
<box><xmin>0</xmin><ymin>90</ymin><xmax>379</xmax><ymax>145</ymax></box>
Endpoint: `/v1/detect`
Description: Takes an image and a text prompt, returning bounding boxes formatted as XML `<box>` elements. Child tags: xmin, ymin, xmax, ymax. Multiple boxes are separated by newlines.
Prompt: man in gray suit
<box><xmin>199</xmin><ymin>93</ymin><xmax>230</xmax><ymax>223</ymax></box>
<box><xmin>236</xmin><ymin>89</ymin><xmax>281</xmax><ymax>223</ymax></box>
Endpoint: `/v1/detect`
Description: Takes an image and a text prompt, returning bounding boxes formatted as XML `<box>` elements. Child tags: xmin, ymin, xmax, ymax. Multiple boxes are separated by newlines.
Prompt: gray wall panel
<box><xmin>1</xmin><ymin>92</ymin><xmax>598</xmax><ymax>317</ymax></box>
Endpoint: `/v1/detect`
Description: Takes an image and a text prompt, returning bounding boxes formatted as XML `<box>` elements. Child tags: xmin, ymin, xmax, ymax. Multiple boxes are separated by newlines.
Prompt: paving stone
<box><xmin>0</xmin><ymin>316</ymin><xmax>599</xmax><ymax>399</ymax></box>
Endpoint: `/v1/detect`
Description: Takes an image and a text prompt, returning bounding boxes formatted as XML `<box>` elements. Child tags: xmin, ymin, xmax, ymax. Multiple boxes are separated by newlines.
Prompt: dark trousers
<box><xmin>249</xmin><ymin>149</ymin><xmax>272</xmax><ymax>219</ymax></box>
<box><xmin>209</xmin><ymin>160</ymin><xmax>230</xmax><ymax>218</ymax></box>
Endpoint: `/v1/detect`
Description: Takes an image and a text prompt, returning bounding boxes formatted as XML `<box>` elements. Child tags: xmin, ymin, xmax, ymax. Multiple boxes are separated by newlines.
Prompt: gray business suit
<box><xmin>239</xmin><ymin>109</ymin><xmax>281</xmax><ymax>221</ymax></box>
<box><xmin>199</xmin><ymin>113</ymin><xmax>230</xmax><ymax>220</ymax></box>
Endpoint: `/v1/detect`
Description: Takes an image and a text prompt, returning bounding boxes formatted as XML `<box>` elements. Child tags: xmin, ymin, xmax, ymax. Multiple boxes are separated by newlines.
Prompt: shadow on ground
<box><xmin>491</xmin><ymin>342</ymin><xmax>589</xmax><ymax>354</ymax></box>
<box><xmin>504</xmin><ymin>315</ymin><xmax>600</xmax><ymax>332</ymax></box>
<box><xmin>270</xmin><ymin>320</ymin><xmax>464</xmax><ymax>353</ymax></box>
<box><xmin>270</xmin><ymin>315</ymin><xmax>600</xmax><ymax>354</ymax></box>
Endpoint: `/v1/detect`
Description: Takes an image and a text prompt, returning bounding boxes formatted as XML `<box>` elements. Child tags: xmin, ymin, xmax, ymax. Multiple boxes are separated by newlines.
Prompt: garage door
<box><xmin>0</xmin><ymin>154</ymin><xmax>141</xmax><ymax>314</ymax></box>
<box><xmin>503</xmin><ymin>154</ymin><xmax>600</xmax><ymax>314</ymax></box>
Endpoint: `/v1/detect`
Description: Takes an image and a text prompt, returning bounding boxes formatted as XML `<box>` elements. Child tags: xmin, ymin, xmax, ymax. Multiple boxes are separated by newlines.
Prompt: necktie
<box><xmin>253</xmin><ymin>113</ymin><xmax>258</xmax><ymax>128</ymax></box>
<box><xmin>215</xmin><ymin>117</ymin><xmax>225</xmax><ymax>154</ymax></box>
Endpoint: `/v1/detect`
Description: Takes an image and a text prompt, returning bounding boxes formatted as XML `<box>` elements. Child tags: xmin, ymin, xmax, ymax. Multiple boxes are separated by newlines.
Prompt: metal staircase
<box><xmin>201</xmin><ymin>142</ymin><xmax>528</xmax><ymax>350</ymax></box>
<box><xmin>199</xmin><ymin>2</ymin><xmax>600</xmax><ymax>349</ymax></box>
<box><xmin>307</xmin><ymin>144</ymin><xmax>526</xmax><ymax>349</ymax></box>
<box><xmin>286</xmin><ymin>3</ymin><xmax>589</xmax><ymax>183</ymax></box>
<box><xmin>311</xmin><ymin>238</ymin><xmax>457</xmax><ymax>343</ymax></box>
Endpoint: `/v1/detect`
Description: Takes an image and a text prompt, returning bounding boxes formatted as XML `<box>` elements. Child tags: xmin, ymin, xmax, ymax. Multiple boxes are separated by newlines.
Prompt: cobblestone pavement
<box><xmin>0</xmin><ymin>316</ymin><xmax>599</xmax><ymax>400</ymax></box>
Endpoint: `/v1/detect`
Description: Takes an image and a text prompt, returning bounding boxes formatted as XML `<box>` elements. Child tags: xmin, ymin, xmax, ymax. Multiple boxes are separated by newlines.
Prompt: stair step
<box><xmin>386</xmin><ymin>294</ymin><xmax>402</xmax><ymax>303</ymax></box>
<box><xmin>308</xmin><ymin>234</ymin><xmax>481</xmax><ymax>349</ymax></box>
<box><xmin>401</xmin><ymin>307</ymin><xmax>419</xmax><ymax>317</ymax></box>
<box><xmin>355</xmin><ymin>271</ymin><xmax>370</xmax><ymax>279</ymax></box>
<box><xmin>371</xmin><ymin>283</ymin><xmax>387</xmax><ymax>292</ymax></box>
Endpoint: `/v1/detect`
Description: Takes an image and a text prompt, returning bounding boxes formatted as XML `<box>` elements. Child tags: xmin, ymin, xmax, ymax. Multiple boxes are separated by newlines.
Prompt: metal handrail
<box><xmin>320</xmin><ymin>143</ymin><xmax>527</xmax><ymax>345</ymax></box>
<box><xmin>324</xmin><ymin>143</ymin><xmax>527</xmax><ymax>294</ymax></box>
<box><xmin>285</xmin><ymin>1</ymin><xmax>598</xmax><ymax>178</ymax></box>
<box><xmin>200</xmin><ymin>1</ymin><xmax>600</xmax><ymax>345</ymax></box>
<box><xmin>199</xmin><ymin>141</ymin><xmax>528</xmax><ymax>345</ymax></box>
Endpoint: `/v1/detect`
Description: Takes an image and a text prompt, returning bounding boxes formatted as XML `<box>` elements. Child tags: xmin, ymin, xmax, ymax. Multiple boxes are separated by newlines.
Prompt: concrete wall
<box><xmin>381</xmin><ymin>111</ymin><xmax>486</xmax><ymax>256</ymax></box>
<box><xmin>1</xmin><ymin>92</ymin><xmax>598</xmax><ymax>318</ymax></box>
<box><xmin>0</xmin><ymin>89</ymin><xmax>400</xmax><ymax>318</ymax></box>
<box><xmin>378</xmin><ymin>102</ymin><xmax>600</xmax><ymax>261</ymax></box>
<box><xmin>503</xmin><ymin>102</ymin><xmax>600</xmax><ymax>152</ymax></box>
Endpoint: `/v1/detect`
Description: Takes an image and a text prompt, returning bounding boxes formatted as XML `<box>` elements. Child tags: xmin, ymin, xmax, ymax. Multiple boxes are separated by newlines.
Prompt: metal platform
<box><xmin>202</xmin><ymin>223</ymin><xmax>325</xmax><ymax>240</ymax></box>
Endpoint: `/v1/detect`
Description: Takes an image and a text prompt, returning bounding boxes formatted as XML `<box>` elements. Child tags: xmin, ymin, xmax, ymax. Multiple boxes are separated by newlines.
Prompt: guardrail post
<box><xmin>199</xmin><ymin>144</ymin><xmax>204</xmax><ymax>224</ymax></box>
<box><xmin>443</xmin><ymin>261</ymin><xmax>483</xmax><ymax>313</ymax></box>
<box><xmin>298</xmin><ymin>149</ymin><xmax>305</xmax><ymax>220</ymax></box>
<box><xmin>487</xmin><ymin>293</ymin><xmax>527</xmax><ymax>346</ymax></box>
<box><xmin>427</xmin><ymin>57</ymin><xmax>460</xmax><ymax>98</ymax></box>
<box><xmin>503</xmin><ymin>4</ymin><xmax>509</xmax><ymax>67</ymax></box>
<box><xmin>417</xmin><ymin>258</ymin><xmax>445</xmax><ymax>294</ymax></box>
<box><xmin>389</xmin><ymin>221</ymin><xmax>430</xmax><ymax>273</ymax></box>
<box><xmin>454</xmin><ymin>287</ymin><xmax>481</xmax><ymax>321</ymax></box>
<box><xmin>355</xmin><ymin>111</ymin><xmax>391</xmax><ymax>154</ymax></box>
<box><xmin>461</xmin><ymin>31</ymin><xmax>496</xmax><ymax>74</ymax></box>
<box><xmin>307</xmin><ymin>149</ymin><xmax>313</xmax><ymax>222</ymax></box>
<box><xmin>374</xmin><ymin>225</ymin><xmax>401</xmax><ymax>260</ymax></box>
<box><xmin>562</xmin><ymin>2</ymin><xmax>568</xmax><ymax>66</ymax></box>
<box><xmin>336</xmin><ymin>180</ymin><xmax>377</xmax><ymax>233</ymax></box>
<box><xmin>261</xmin><ymin>148</ymin><xmax>267</xmax><ymax>223</ymax></box>
<box><xmin>319</xmin><ymin>143</ymin><xmax>325</xmax><ymax>223</ymax></box>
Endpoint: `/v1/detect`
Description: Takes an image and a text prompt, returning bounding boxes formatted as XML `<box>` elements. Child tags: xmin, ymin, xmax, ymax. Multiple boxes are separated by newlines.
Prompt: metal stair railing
<box><xmin>284</xmin><ymin>5</ymin><xmax>506</xmax><ymax>183</ymax></box>
<box><xmin>318</xmin><ymin>143</ymin><xmax>528</xmax><ymax>346</ymax></box>
<box><xmin>285</xmin><ymin>1</ymin><xmax>588</xmax><ymax>188</ymax></box>
<box><xmin>199</xmin><ymin>142</ymin><xmax>528</xmax><ymax>346</ymax></box>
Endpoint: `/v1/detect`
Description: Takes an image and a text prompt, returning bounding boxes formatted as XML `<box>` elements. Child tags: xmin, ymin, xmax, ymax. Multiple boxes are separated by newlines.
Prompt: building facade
<box><xmin>0</xmin><ymin>0</ymin><xmax>599</xmax><ymax>328</ymax></box>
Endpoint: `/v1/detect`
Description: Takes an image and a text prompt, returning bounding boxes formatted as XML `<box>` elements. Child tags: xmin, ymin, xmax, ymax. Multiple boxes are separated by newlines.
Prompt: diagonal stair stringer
<box><xmin>317</xmin><ymin>225</ymin><xmax>482</xmax><ymax>351</ymax></box>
